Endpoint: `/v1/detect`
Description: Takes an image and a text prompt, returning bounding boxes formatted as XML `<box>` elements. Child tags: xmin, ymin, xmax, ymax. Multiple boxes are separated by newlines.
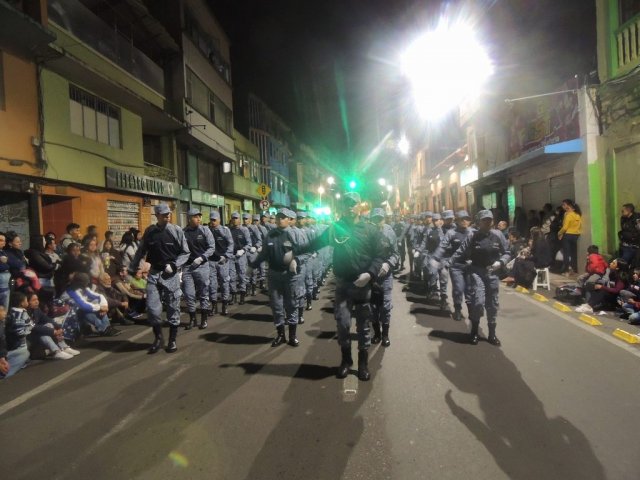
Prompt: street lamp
<box><xmin>401</xmin><ymin>20</ymin><xmax>493</xmax><ymax>121</ymax></box>
<box><xmin>327</xmin><ymin>176</ymin><xmax>335</xmax><ymax>186</ymax></box>
<box><xmin>386</xmin><ymin>185</ymin><xmax>393</xmax><ymax>193</ymax></box>
<box><xmin>318</xmin><ymin>185</ymin><xmax>325</xmax><ymax>206</ymax></box>
<box><xmin>398</xmin><ymin>135</ymin><xmax>410</xmax><ymax>156</ymax></box>
<box><xmin>378</xmin><ymin>178</ymin><xmax>386</xmax><ymax>186</ymax></box>
<box><xmin>335</xmin><ymin>193</ymin><xmax>341</xmax><ymax>199</ymax></box>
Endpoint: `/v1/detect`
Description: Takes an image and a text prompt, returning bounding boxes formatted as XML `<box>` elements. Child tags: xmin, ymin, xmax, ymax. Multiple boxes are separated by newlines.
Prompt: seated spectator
<box><xmin>112</xmin><ymin>266</ymin><xmax>145</xmax><ymax>320</ymax></box>
<box><xmin>26</xmin><ymin>292</ymin><xmax>79</xmax><ymax>359</ymax></box>
<box><xmin>25</xmin><ymin>234</ymin><xmax>57</xmax><ymax>290</ymax></box>
<box><xmin>0</xmin><ymin>232</ymin><xmax>10</xmax><ymax>310</ymax></box>
<box><xmin>576</xmin><ymin>245</ymin><xmax>608</xmax><ymax>299</ymax></box>
<box><xmin>60</xmin><ymin>273</ymin><xmax>120</xmax><ymax>337</ymax></box>
<box><xmin>129</xmin><ymin>265</ymin><xmax>148</xmax><ymax>293</ymax></box>
<box><xmin>497</xmin><ymin>221</ymin><xmax>509</xmax><ymax>239</ymax></box>
<box><xmin>98</xmin><ymin>230</ymin><xmax>114</xmax><ymax>252</ymax></box>
<box><xmin>82</xmin><ymin>237</ymin><xmax>105</xmax><ymax>284</ymax></box>
<box><xmin>507</xmin><ymin>228</ymin><xmax>527</xmax><ymax>258</ymax></box>
<box><xmin>2</xmin><ymin>292</ymin><xmax>33</xmax><ymax>378</ymax></box>
<box><xmin>619</xmin><ymin>268</ymin><xmax>640</xmax><ymax>323</ymax></box>
<box><xmin>58</xmin><ymin>223</ymin><xmax>81</xmax><ymax>255</ymax></box>
<box><xmin>5</xmin><ymin>231</ymin><xmax>41</xmax><ymax>294</ymax></box>
<box><xmin>576</xmin><ymin>258</ymin><xmax>629</xmax><ymax>313</ymax></box>
<box><xmin>95</xmin><ymin>272</ymin><xmax>133</xmax><ymax>325</ymax></box>
<box><xmin>0</xmin><ymin>306</ymin><xmax>9</xmax><ymax>378</ymax></box>
<box><xmin>530</xmin><ymin>227</ymin><xmax>552</xmax><ymax>269</ymax></box>
<box><xmin>101</xmin><ymin>239</ymin><xmax>122</xmax><ymax>277</ymax></box>
<box><xmin>54</xmin><ymin>242</ymin><xmax>89</xmax><ymax>297</ymax></box>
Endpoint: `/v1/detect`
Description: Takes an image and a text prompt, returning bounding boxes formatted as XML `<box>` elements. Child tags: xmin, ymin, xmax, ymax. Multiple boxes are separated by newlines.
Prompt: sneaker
<box><xmin>53</xmin><ymin>350</ymin><xmax>73</xmax><ymax>360</ymax></box>
<box><xmin>127</xmin><ymin>310</ymin><xmax>143</xmax><ymax>320</ymax></box>
<box><xmin>63</xmin><ymin>347</ymin><xmax>81</xmax><ymax>356</ymax></box>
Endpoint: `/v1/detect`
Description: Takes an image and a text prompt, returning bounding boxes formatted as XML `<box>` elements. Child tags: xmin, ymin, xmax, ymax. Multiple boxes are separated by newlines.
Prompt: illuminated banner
<box><xmin>508</xmin><ymin>88</ymin><xmax>580</xmax><ymax>160</ymax></box>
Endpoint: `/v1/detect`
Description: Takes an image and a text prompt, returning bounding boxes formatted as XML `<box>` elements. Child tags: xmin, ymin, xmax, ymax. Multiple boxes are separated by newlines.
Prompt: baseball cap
<box><xmin>187</xmin><ymin>208</ymin><xmax>201</xmax><ymax>217</ymax></box>
<box><xmin>154</xmin><ymin>203</ymin><xmax>171</xmax><ymax>215</ymax></box>
<box><xmin>252</xmin><ymin>214</ymin><xmax>260</xmax><ymax>221</ymax></box>
<box><xmin>432</xmin><ymin>213</ymin><xmax>442</xmax><ymax>221</ymax></box>
<box><xmin>442</xmin><ymin>210</ymin><xmax>455</xmax><ymax>220</ymax></box>
<box><xmin>210</xmin><ymin>210</ymin><xmax>221</xmax><ymax>220</ymax></box>
<box><xmin>231</xmin><ymin>211</ymin><xmax>240</xmax><ymax>219</ymax></box>
<box><xmin>476</xmin><ymin>209</ymin><xmax>494</xmax><ymax>220</ymax></box>
<box><xmin>371</xmin><ymin>208</ymin><xmax>385</xmax><ymax>219</ymax></box>
<box><xmin>456</xmin><ymin>210</ymin><xmax>471</xmax><ymax>219</ymax></box>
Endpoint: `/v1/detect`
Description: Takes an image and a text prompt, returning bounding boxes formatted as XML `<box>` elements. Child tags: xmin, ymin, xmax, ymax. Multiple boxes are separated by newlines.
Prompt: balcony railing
<box><xmin>48</xmin><ymin>0</ymin><xmax>164</xmax><ymax>93</ymax></box>
<box><xmin>144</xmin><ymin>162</ymin><xmax>176</xmax><ymax>183</ymax></box>
<box><xmin>616</xmin><ymin>13</ymin><xmax>640</xmax><ymax>70</ymax></box>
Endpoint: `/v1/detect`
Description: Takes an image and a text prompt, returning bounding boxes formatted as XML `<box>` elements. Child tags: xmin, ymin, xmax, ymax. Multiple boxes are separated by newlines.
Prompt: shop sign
<box><xmin>106</xmin><ymin>167</ymin><xmax>179</xmax><ymax>198</ymax></box>
<box><xmin>460</xmin><ymin>164</ymin><xmax>479</xmax><ymax>187</ymax></box>
<box><xmin>191</xmin><ymin>189</ymin><xmax>224</xmax><ymax>206</ymax></box>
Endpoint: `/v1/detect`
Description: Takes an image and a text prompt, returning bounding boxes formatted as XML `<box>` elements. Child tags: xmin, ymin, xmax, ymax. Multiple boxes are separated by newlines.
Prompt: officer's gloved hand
<box><xmin>164</xmin><ymin>264</ymin><xmax>174</xmax><ymax>274</ymax></box>
<box><xmin>311</xmin><ymin>252</ymin><xmax>318</xmax><ymax>258</ymax></box>
<box><xmin>250</xmin><ymin>246</ymin><xmax>257</xmax><ymax>254</ymax></box>
<box><xmin>193</xmin><ymin>257</ymin><xmax>204</xmax><ymax>266</ymax></box>
<box><xmin>413</xmin><ymin>250</ymin><xmax>420</xmax><ymax>258</ymax></box>
<box><xmin>283</xmin><ymin>251</ymin><xmax>293</xmax><ymax>264</ymax></box>
<box><xmin>442</xmin><ymin>259</ymin><xmax>450</xmax><ymax>269</ymax></box>
<box><xmin>488</xmin><ymin>261</ymin><xmax>502</xmax><ymax>273</ymax></box>
<box><xmin>236</xmin><ymin>249</ymin><xmax>245</xmax><ymax>257</ymax></box>
<box><xmin>289</xmin><ymin>259</ymin><xmax>298</xmax><ymax>273</ymax></box>
<box><xmin>353</xmin><ymin>272</ymin><xmax>372</xmax><ymax>288</ymax></box>
<box><xmin>257</xmin><ymin>246</ymin><xmax>263</xmax><ymax>253</ymax></box>
<box><xmin>219</xmin><ymin>256</ymin><xmax>227</xmax><ymax>265</ymax></box>
<box><xmin>378</xmin><ymin>263</ymin><xmax>390</xmax><ymax>278</ymax></box>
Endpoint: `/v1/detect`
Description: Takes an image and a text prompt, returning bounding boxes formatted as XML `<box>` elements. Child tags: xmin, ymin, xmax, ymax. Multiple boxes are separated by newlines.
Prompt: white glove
<box><xmin>219</xmin><ymin>257</ymin><xmax>227</xmax><ymax>265</ymax></box>
<box><xmin>236</xmin><ymin>249</ymin><xmax>245</xmax><ymax>257</ymax></box>
<box><xmin>413</xmin><ymin>250</ymin><xmax>420</xmax><ymax>258</ymax></box>
<box><xmin>250</xmin><ymin>246</ymin><xmax>257</xmax><ymax>254</ymax></box>
<box><xmin>353</xmin><ymin>272</ymin><xmax>372</xmax><ymax>288</ymax></box>
<box><xmin>378</xmin><ymin>263</ymin><xmax>390</xmax><ymax>277</ymax></box>
<box><xmin>289</xmin><ymin>259</ymin><xmax>298</xmax><ymax>273</ymax></box>
<box><xmin>257</xmin><ymin>246</ymin><xmax>263</xmax><ymax>253</ymax></box>
<box><xmin>311</xmin><ymin>252</ymin><xmax>318</xmax><ymax>258</ymax></box>
<box><xmin>283</xmin><ymin>251</ymin><xmax>293</xmax><ymax>264</ymax></box>
<box><xmin>488</xmin><ymin>261</ymin><xmax>502</xmax><ymax>272</ymax></box>
<box><xmin>193</xmin><ymin>257</ymin><xmax>203</xmax><ymax>266</ymax></box>
<box><xmin>164</xmin><ymin>264</ymin><xmax>174</xmax><ymax>274</ymax></box>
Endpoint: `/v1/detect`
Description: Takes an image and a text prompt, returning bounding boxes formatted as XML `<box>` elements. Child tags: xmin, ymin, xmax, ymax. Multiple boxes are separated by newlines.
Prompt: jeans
<box><xmin>79</xmin><ymin>311</ymin><xmax>110</xmax><ymax>333</ymax></box>
<box><xmin>0</xmin><ymin>271</ymin><xmax>10</xmax><ymax>311</ymax></box>
<box><xmin>1</xmin><ymin>345</ymin><xmax>30</xmax><ymax>379</ymax></box>
<box><xmin>562</xmin><ymin>234</ymin><xmax>580</xmax><ymax>272</ymax></box>
<box><xmin>39</xmin><ymin>335</ymin><xmax>68</xmax><ymax>352</ymax></box>
<box><xmin>620</xmin><ymin>245</ymin><xmax>638</xmax><ymax>265</ymax></box>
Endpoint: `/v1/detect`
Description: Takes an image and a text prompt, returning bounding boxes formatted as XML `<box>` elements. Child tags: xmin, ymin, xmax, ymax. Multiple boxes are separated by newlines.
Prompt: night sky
<box><xmin>212</xmin><ymin>0</ymin><xmax>596</xmax><ymax>167</ymax></box>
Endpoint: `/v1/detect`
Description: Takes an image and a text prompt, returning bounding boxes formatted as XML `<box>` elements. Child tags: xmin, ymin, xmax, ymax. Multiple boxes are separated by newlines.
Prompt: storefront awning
<box><xmin>482</xmin><ymin>138</ymin><xmax>583</xmax><ymax>179</ymax></box>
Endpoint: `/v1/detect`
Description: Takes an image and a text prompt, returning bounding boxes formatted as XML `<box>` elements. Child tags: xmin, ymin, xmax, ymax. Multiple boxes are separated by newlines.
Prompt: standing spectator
<box><xmin>618</xmin><ymin>203</ymin><xmax>640</xmax><ymax>266</ymax></box>
<box><xmin>118</xmin><ymin>231</ymin><xmax>138</xmax><ymax>270</ymax></box>
<box><xmin>0</xmin><ymin>232</ymin><xmax>10</xmax><ymax>310</ymax></box>
<box><xmin>558</xmin><ymin>199</ymin><xmax>583</xmax><ymax>274</ymax></box>
<box><xmin>59</xmin><ymin>223</ymin><xmax>81</xmax><ymax>253</ymax></box>
<box><xmin>540</xmin><ymin>203</ymin><xmax>553</xmax><ymax>230</ymax></box>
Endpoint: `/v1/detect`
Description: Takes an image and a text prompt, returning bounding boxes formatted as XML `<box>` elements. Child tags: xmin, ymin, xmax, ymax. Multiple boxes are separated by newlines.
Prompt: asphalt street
<box><xmin>1</xmin><ymin>268</ymin><xmax>640</xmax><ymax>480</ymax></box>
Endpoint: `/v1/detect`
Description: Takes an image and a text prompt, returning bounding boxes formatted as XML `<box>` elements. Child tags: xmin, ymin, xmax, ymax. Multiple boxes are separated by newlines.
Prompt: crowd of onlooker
<box><xmin>496</xmin><ymin>200</ymin><xmax>640</xmax><ymax>326</ymax></box>
<box><xmin>0</xmin><ymin>223</ymin><xmax>150</xmax><ymax>378</ymax></box>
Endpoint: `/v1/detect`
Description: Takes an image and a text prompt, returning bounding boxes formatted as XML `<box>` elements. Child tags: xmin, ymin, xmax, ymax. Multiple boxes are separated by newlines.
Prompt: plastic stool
<box><xmin>533</xmin><ymin>267</ymin><xmax>551</xmax><ymax>291</ymax></box>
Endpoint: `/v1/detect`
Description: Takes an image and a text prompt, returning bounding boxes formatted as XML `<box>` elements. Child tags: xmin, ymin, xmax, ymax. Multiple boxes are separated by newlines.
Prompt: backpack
<box><xmin>555</xmin><ymin>283</ymin><xmax>583</xmax><ymax>306</ymax></box>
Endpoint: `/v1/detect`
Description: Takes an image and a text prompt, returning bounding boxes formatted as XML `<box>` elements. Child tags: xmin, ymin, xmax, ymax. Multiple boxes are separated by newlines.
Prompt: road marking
<box><xmin>578</xmin><ymin>314</ymin><xmax>603</xmax><ymax>326</ymax></box>
<box><xmin>0</xmin><ymin>328</ymin><xmax>150</xmax><ymax>417</ymax></box>
<box><xmin>518</xmin><ymin>293</ymin><xmax>640</xmax><ymax>358</ymax></box>
<box><xmin>342</xmin><ymin>375</ymin><xmax>358</xmax><ymax>402</ymax></box>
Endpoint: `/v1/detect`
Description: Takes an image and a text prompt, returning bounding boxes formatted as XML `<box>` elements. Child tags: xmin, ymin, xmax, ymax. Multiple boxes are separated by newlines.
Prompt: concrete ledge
<box><xmin>578</xmin><ymin>314</ymin><xmax>603</xmax><ymax>326</ymax></box>
<box><xmin>613</xmin><ymin>328</ymin><xmax>640</xmax><ymax>344</ymax></box>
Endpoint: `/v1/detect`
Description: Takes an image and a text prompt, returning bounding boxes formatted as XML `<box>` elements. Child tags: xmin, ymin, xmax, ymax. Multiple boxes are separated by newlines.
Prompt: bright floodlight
<box><xmin>327</xmin><ymin>176</ymin><xmax>335</xmax><ymax>185</ymax></box>
<box><xmin>318</xmin><ymin>186</ymin><xmax>325</xmax><ymax>194</ymax></box>
<box><xmin>378</xmin><ymin>178</ymin><xmax>386</xmax><ymax>186</ymax></box>
<box><xmin>335</xmin><ymin>193</ymin><xmax>341</xmax><ymax>199</ymax></box>
<box><xmin>386</xmin><ymin>185</ymin><xmax>393</xmax><ymax>192</ymax></box>
<box><xmin>398</xmin><ymin>135</ymin><xmax>410</xmax><ymax>155</ymax></box>
<box><xmin>401</xmin><ymin>21</ymin><xmax>493</xmax><ymax>120</ymax></box>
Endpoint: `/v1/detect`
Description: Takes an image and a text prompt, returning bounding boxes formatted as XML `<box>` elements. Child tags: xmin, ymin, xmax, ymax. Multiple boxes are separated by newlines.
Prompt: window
<box><xmin>620</xmin><ymin>0</ymin><xmax>640</xmax><ymax>24</ymax></box>
<box><xmin>69</xmin><ymin>85</ymin><xmax>121</xmax><ymax>148</ymax></box>
<box><xmin>177</xmin><ymin>149</ymin><xmax>188</xmax><ymax>185</ymax></box>
<box><xmin>0</xmin><ymin>51</ymin><xmax>5</xmax><ymax>110</ymax></box>
<box><xmin>186</xmin><ymin>68</ymin><xmax>233</xmax><ymax>136</ymax></box>
<box><xmin>184</xmin><ymin>11</ymin><xmax>231</xmax><ymax>85</ymax></box>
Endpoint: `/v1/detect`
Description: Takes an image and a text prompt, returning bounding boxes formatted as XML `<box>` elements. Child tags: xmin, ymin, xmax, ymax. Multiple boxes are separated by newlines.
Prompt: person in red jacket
<box><xmin>576</xmin><ymin>245</ymin><xmax>608</xmax><ymax>297</ymax></box>
<box><xmin>576</xmin><ymin>257</ymin><xmax>629</xmax><ymax>313</ymax></box>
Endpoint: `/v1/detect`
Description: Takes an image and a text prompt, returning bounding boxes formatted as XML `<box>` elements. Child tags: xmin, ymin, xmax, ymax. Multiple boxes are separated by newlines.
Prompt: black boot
<box><xmin>211</xmin><ymin>302</ymin><xmax>218</xmax><ymax>315</ymax></box>
<box><xmin>148</xmin><ymin>325</ymin><xmax>164</xmax><ymax>354</ymax></box>
<box><xmin>487</xmin><ymin>324</ymin><xmax>501</xmax><ymax>346</ymax></box>
<box><xmin>439</xmin><ymin>296</ymin><xmax>449</xmax><ymax>311</ymax></box>
<box><xmin>251</xmin><ymin>283</ymin><xmax>256</xmax><ymax>296</ymax></box>
<box><xmin>452</xmin><ymin>305</ymin><xmax>464</xmax><ymax>321</ymax></box>
<box><xmin>337</xmin><ymin>347</ymin><xmax>353</xmax><ymax>378</ymax></box>
<box><xmin>185</xmin><ymin>312</ymin><xmax>197</xmax><ymax>330</ymax></box>
<box><xmin>221</xmin><ymin>301</ymin><xmax>229</xmax><ymax>316</ymax></box>
<box><xmin>239</xmin><ymin>292</ymin><xmax>246</xmax><ymax>305</ymax></box>
<box><xmin>166</xmin><ymin>325</ymin><xmax>178</xmax><ymax>353</ymax></box>
<box><xmin>469</xmin><ymin>323</ymin><xmax>479</xmax><ymax>345</ymax></box>
<box><xmin>271</xmin><ymin>325</ymin><xmax>287</xmax><ymax>347</ymax></box>
<box><xmin>357</xmin><ymin>350</ymin><xmax>370</xmax><ymax>381</ymax></box>
<box><xmin>371</xmin><ymin>321</ymin><xmax>382</xmax><ymax>344</ymax></box>
<box><xmin>258</xmin><ymin>280</ymin><xmax>265</xmax><ymax>291</ymax></box>
<box><xmin>381</xmin><ymin>324</ymin><xmax>390</xmax><ymax>347</ymax></box>
<box><xmin>305</xmin><ymin>295</ymin><xmax>313</xmax><ymax>311</ymax></box>
<box><xmin>229</xmin><ymin>293</ymin><xmax>236</xmax><ymax>306</ymax></box>
<box><xmin>199</xmin><ymin>311</ymin><xmax>208</xmax><ymax>330</ymax></box>
<box><xmin>297</xmin><ymin>307</ymin><xmax>305</xmax><ymax>325</ymax></box>
<box><xmin>312</xmin><ymin>287</ymin><xmax>319</xmax><ymax>300</ymax></box>
<box><xmin>288</xmin><ymin>324</ymin><xmax>299</xmax><ymax>347</ymax></box>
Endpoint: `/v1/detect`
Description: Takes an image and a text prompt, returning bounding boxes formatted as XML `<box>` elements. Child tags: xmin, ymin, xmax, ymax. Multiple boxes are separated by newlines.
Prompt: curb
<box><xmin>531</xmin><ymin>292</ymin><xmax>549</xmax><ymax>302</ymax></box>
<box><xmin>553</xmin><ymin>301</ymin><xmax>572</xmax><ymax>312</ymax></box>
<box><xmin>578</xmin><ymin>314</ymin><xmax>603</xmax><ymax>326</ymax></box>
<box><xmin>612</xmin><ymin>328</ymin><xmax>640</xmax><ymax>344</ymax></box>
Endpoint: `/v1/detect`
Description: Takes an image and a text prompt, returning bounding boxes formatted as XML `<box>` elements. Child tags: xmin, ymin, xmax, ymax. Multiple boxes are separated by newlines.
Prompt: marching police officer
<box><xmin>253</xmin><ymin>214</ymin><xmax>269</xmax><ymax>291</ymax></box>
<box><xmin>442</xmin><ymin>210</ymin><xmax>455</xmax><ymax>233</ymax></box>
<box><xmin>302</xmin><ymin>192</ymin><xmax>387</xmax><ymax>381</ymax></box>
<box><xmin>433</xmin><ymin>210</ymin><xmax>475</xmax><ymax>321</ymax></box>
<box><xmin>421</xmin><ymin>213</ymin><xmax>448</xmax><ymax>307</ymax></box>
<box><xmin>261</xmin><ymin>212</ymin><xmax>275</xmax><ymax>232</ymax></box>
<box><xmin>129</xmin><ymin>203</ymin><xmax>190</xmax><ymax>354</ymax></box>
<box><xmin>244</xmin><ymin>213</ymin><xmax>262</xmax><ymax>296</ymax></box>
<box><xmin>208</xmin><ymin>211</ymin><xmax>234</xmax><ymax>316</ymax></box>
<box><xmin>392</xmin><ymin>215</ymin><xmax>409</xmax><ymax>272</ymax></box>
<box><xmin>369</xmin><ymin>208</ymin><xmax>399</xmax><ymax>346</ymax></box>
<box><xmin>291</xmin><ymin>211</ymin><xmax>312</xmax><ymax>324</ymax></box>
<box><xmin>450</xmin><ymin>210</ymin><xmax>510</xmax><ymax>345</ymax></box>
<box><xmin>229</xmin><ymin>212</ymin><xmax>252</xmax><ymax>305</ymax></box>
<box><xmin>250</xmin><ymin>208</ymin><xmax>302</xmax><ymax>347</ymax></box>
<box><xmin>183</xmin><ymin>208</ymin><xmax>215</xmax><ymax>330</ymax></box>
